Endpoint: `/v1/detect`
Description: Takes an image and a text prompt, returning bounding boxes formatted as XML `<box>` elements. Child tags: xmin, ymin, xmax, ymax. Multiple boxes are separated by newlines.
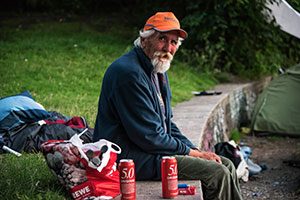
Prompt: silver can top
<box><xmin>162</xmin><ymin>156</ymin><xmax>175</xmax><ymax>159</ymax></box>
<box><xmin>119</xmin><ymin>159</ymin><xmax>133</xmax><ymax>162</ymax></box>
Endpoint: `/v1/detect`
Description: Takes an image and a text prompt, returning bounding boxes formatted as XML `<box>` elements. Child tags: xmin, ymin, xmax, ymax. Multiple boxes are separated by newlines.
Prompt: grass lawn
<box><xmin>0</xmin><ymin>14</ymin><xmax>217</xmax><ymax>199</ymax></box>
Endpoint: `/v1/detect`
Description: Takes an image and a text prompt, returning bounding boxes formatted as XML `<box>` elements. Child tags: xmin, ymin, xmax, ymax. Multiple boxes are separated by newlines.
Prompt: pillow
<box><xmin>0</xmin><ymin>91</ymin><xmax>51</xmax><ymax>133</ymax></box>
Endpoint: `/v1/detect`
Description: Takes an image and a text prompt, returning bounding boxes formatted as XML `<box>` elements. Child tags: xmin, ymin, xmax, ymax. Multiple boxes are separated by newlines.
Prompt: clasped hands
<box><xmin>189</xmin><ymin>149</ymin><xmax>222</xmax><ymax>164</ymax></box>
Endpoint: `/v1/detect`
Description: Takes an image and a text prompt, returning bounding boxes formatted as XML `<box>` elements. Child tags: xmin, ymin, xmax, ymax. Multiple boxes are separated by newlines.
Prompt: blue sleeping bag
<box><xmin>0</xmin><ymin>91</ymin><xmax>50</xmax><ymax>134</ymax></box>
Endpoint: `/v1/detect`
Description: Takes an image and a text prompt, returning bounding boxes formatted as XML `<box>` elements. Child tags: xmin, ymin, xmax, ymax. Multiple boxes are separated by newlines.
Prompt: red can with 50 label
<box><xmin>119</xmin><ymin>159</ymin><xmax>136</xmax><ymax>200</ymax></box>
<box><xmin>161</xmin><ymin>156</ymin><xmax>178</xmax><ymax>198</ymax></box>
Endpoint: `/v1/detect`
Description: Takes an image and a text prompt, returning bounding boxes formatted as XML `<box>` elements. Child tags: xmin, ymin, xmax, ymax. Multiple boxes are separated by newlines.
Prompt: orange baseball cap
<box><xmin>143</xmin><ymin>12</ymin><xmax>188</xmax><ymax>39</ymax></box>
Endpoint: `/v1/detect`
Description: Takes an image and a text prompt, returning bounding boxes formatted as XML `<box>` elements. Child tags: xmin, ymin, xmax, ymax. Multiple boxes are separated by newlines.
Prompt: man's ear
<box><xmin>140</xmin><ymin>37</ymin><xmax>146</xmax><ymax>48</ymax></box>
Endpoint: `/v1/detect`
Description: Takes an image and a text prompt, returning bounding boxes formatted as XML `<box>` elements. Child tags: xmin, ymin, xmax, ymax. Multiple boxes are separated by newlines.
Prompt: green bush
<box><xmin>181</xmin><ymin>0</ymin><xmax>300</xmax><ymax>78</ymax></box>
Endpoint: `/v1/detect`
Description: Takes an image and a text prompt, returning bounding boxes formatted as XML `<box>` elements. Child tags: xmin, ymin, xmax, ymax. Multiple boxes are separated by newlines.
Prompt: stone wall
<box><xmin>200</xmin><ymin>78</ymin><xmax>271</xmax><ymax>151</ymax></box>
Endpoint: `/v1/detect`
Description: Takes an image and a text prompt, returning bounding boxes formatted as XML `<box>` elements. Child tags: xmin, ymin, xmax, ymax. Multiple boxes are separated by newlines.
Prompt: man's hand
<box><xmin>189</xmin><ymin>149</ymin><xmax>222</xmax><ymax>164</ymax></box>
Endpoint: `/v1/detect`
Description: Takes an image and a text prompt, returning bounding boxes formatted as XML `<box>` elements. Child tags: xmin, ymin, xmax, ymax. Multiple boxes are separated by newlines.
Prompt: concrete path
<box><xmin>173</xmin><ymin>83</ymin><xmax>246</xmax><ymax>148</ymax></box>
<box><xmin>135</xmin><ymin>83</ymin><xmax>248</xmax><ymax>199</ymax></box>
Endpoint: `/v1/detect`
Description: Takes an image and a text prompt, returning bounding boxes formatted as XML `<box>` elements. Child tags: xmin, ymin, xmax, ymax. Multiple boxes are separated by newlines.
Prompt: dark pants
<box><xmin>175</xmin><ymin>155</ymin><xmax>243</xmax><ymax>200</ymax></box>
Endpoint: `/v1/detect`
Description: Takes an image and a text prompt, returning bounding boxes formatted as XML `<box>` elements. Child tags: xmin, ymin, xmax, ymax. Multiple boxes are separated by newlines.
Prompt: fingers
<box><xmin>198</xmin><ymin>151</ymin><xmax>222</xmax><ymax>164</ymax></box>
<box><xmin>214</xmin><ymin>155</ymin><xmax>222</xmax><ymax>164</ymax></box>
<box><xmin>209</xmin><ymin>152</ymin><xmax>222</xmax><ymax>164</ymax></box>
<box><xmin>188</xmin><ymin>149</ymin><xmax>222</xmax><ymax>164</ymax></box>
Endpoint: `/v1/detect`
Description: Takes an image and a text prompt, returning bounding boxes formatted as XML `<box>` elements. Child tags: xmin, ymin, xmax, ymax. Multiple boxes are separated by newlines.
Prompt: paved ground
<box><xmin>173</xmin><ymin>83</ymin><xmax>245</xmax><ymax>147</ymax></box>
<box><xmin>240</xmin><ymin>135</ymin><xmax>300</xmax><ymax>200</ymax></box>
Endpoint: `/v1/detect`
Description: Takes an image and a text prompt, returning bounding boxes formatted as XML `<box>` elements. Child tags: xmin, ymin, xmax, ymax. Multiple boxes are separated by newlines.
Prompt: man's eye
<box><xmin>159</xmin><ymin>36</ymin><xmax>166</xmax><ymax>41</ymax></box>
<box><xmin>171</xmin><ymin>40</ymin><xmax>178</xmax><ymax>46</ymax></box>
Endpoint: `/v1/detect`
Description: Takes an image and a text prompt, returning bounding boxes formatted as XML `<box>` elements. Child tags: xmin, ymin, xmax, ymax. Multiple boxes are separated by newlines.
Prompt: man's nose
<box><xmin>162</xmin><ymin>42</ymin><xmax>173</xmax><ymax>53</ymax></box>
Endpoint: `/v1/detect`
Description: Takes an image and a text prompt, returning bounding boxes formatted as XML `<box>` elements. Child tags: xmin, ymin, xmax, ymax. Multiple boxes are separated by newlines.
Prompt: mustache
<box><xmin>153</xmin><ymin>51</ymin><xmax>173</xmax><ymax>61</ymax></box>
<box><xmin>151</xmin><ymin>51</ymin><xmax>173</xmax><ymax>73</ymax></box>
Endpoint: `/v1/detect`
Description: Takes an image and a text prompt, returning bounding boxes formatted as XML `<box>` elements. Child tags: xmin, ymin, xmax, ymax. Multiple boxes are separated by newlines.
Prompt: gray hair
<box><xmin>133</xmin><ymin>29</ymin><xmax>155</xmax><ymax>47</ymax></box>
<box><xmin>133</xmin><ymin>29</ymin><xmax>183</xmax><ymax>48</ymax></box>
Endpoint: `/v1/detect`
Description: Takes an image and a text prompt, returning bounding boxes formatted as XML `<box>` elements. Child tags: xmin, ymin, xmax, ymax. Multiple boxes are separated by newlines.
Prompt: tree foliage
<box><xmin>287</xmin><ymin>0</ymin><xmax>300</xmax><ymax>12</ymax></box>
<box><xmin>180</xmin><ymin>0</ymin><xmax>300</xmax><ymax>77</ymax></box>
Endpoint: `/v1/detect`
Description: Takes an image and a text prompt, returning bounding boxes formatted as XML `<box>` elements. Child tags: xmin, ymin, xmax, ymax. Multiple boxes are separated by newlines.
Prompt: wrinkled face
<box><xmin>141</xmin><ymin>31</ymin><xmax>179</xmax><ymax>73</ymax></box>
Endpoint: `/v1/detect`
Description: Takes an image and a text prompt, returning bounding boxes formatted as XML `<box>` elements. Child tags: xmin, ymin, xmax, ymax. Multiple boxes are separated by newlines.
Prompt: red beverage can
<box><xmin>161</xmin><ymin>156</ymin><xmax>178</xmax><ymax>198</ymax></box>
<box><xmin>119</xmin><ymin>159</ymin><xmax>136</xmax><ymax>200</ymax></box>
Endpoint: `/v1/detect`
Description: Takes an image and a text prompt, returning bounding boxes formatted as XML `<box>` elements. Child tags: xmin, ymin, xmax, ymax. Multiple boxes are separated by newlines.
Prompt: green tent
<box><xmin>251</xmin><ymin>63</ymin><xmax>300</xmax><ymax>137</ymax></box>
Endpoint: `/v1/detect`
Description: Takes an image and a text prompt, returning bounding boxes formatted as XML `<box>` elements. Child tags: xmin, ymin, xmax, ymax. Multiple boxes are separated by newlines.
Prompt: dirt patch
<box><xmin>240</xmin><ymin>135</ymin><xmax>300</xmax><ymax>200</ymax></box>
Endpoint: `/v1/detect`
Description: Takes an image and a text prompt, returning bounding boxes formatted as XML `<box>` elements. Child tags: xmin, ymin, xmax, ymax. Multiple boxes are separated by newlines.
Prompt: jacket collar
<box><xmin>134</xmin><ymin>46</ymin><xmax>154</xmax><ymax>76</ymax></box>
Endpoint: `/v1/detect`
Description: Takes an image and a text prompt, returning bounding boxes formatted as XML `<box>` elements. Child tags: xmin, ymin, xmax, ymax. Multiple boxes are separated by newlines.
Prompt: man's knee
<box><xmin>205</xmin><ymin>164</ymin><xmax>231</xmax><ymax>193</ymax></box>
<box><xmin>215</xmin><ymin>164</ymin><xmax>231</xmax><ymax>179</ymax></box>
<box><xmin>221</xmin><ymin>156</ymin><xmax>236</xmax><ymax>171</ymax></box>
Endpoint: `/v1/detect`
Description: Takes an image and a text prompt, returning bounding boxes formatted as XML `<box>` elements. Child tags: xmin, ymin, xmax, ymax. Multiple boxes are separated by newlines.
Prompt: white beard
<box><xmin>151</xmin><ymin>51</ymin><xmax>173</xmax><ymax>73</ymax></box>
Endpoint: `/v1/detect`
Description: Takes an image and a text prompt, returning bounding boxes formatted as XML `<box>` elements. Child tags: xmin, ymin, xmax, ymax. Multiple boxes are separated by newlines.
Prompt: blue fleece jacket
<box><xmin>93</xmin><ymin>47</ymin><xmax>196</xmax><ymax>180</ymax></box>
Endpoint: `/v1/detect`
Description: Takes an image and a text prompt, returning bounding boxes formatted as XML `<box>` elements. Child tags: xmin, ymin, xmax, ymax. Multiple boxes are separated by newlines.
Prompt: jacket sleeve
<box><xmin>111</xmin><ymin>78</ymin><xmax>191</xmax><ymax>156</ymax></box>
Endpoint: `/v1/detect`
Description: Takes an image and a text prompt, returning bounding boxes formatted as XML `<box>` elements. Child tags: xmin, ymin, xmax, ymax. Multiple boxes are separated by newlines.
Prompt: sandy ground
<box><xmin>240</xmin><ymin>135</ymin><xmax>300</xmax><ymax>200</ymax></box>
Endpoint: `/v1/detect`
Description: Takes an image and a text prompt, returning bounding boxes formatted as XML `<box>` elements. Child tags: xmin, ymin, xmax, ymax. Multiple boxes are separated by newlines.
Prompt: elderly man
<box><xmin>93</xmin><ymin>12</ymin><xmax>243</xmax><ymax>200</ymax></box>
